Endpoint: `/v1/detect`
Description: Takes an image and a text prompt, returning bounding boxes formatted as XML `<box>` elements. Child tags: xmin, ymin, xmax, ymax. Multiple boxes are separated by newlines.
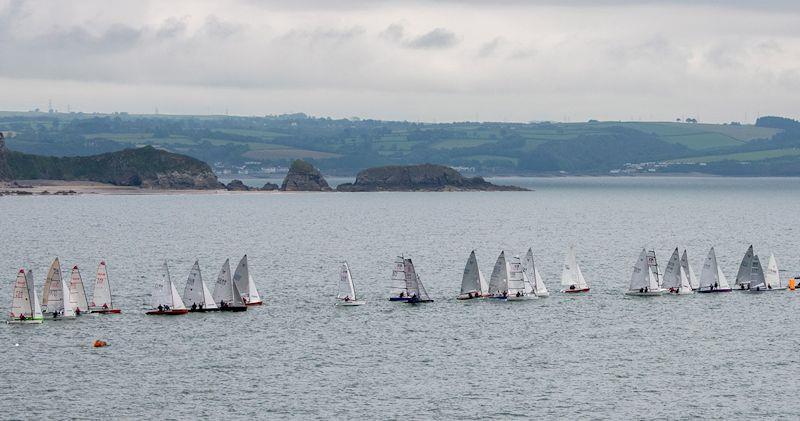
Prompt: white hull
<box><xmin>336</xmin><ymin>300</ymin><xmax>366</xmax><ymax>306</ymax></box>
<box><xmin>534</xmin><ymin>292</ymin><xmax>550</xmax><ymax>298</ymax></box>
<box><xmin>625</xmin><ymin>290</ymin><xmax>664</xmax><ymax>296</ymax></box>
<box><xmin>6</xmin><ymin>319</ymin><xmax>44</xmax><ymax>324</ymax></box>
<box><xmin>507</xmin><ymin>295</ymin><xmax>534</xmax><ymax>301</ymax></box>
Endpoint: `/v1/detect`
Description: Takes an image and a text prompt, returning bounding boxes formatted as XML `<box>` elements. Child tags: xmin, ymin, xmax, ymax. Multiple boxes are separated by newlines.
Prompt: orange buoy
<box><xmin>789</xmin><ymin>278</ymin><xmax>796</xmax><ymax>291</ymax></box>
<box><xmin>93</xmin><ymin>340</ymin><xmax>108</xmax><ymax>348</ymax></box>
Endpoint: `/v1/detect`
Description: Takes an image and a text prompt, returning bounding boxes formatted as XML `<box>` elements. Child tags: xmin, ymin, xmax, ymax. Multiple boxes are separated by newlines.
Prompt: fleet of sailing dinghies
<box><xmin>561</xmin><ymin>245</ymin><xmax>590</xmax><ymax>293</ymax></box>
<box><xmin>232</xmin><ymin>255</ymin><xmax>263</xmax><ymax>305</ymax></box>
<box><xmin>336</xmin><ymin>262</ymin><xmax>365</xmax><ymax>306</ymax></box>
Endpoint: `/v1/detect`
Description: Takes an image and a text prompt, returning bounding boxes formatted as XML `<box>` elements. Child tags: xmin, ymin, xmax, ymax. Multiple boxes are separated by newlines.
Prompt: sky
<box><xmin>0</xmin><ymin>0</ymin><xmax>799</xmax><ymax>123</ymax></box>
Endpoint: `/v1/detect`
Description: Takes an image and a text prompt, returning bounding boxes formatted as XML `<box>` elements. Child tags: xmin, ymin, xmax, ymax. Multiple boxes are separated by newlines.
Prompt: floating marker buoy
<box><xmin>93</xmin><ymin>340</ymin><xmax>108</xmax><ymax>348</ymax></box>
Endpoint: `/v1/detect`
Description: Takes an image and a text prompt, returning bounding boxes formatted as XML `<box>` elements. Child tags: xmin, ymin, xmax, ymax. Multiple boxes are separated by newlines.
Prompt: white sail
<box><xmin>416</xmin><ymin>274</ymin><xmax>432</xmax><ymax>302</ymax></box>
<box><xmin>629</xmin><ymin>249</ymin><xmax>651</xmax><ymax>291</ymax></box>
<box><xmin>338</xmin><ymin>262</ymin><xmax>357</xmax><ymax>300</ymax></box>
<box><xmin>232</xmin><ymin>255</ymin><xmax>262</xmax><ymax>304</ymax></box>
<box><xmin>403</xmin><ymin>258</ymin><xmax>419</xmax><ymax>298</ymax></box>
<box><xmin>90</xmin><ymin>261</ymin><xmax>113</xmax><ymax>309</ymax></box>
<box><xmin>212</xmin><ymin>258</ymin><xmax>233</xmax><ymax>304</ymax></box>
<box><xmin>507</xmin><ymin>255</ymin><xmax>527</xmax><ymax>297</ymax></box>
<box><xmin>680</xmin><ymin>250</ymin><xmax>699</xmax><ymax>290</ymax></box>
<box><xmin>389</xmin><ymin>256</ymin><xmax>408</xmax><ymax>298</ymax></box>
<box><xmin>29</xmin><ymin>271</ymin><xmax>43</xmax><ymax>319</ymax></box>
<box><xmin>183</xmin><ymin>260</ymin><xmax>218</xmax><ymax>309</ymax></box>
<box><xmin>646</xmin><ymin>250</ymin><xmax>661</xmax><ymax>287</ymax></box>
<box><xmin>661</xmin><ymin>248</ymin><xmax>681</xmax><ymax>290</ymax></box>
<box><xmin>152</xmin><ymin>261</ymin><xmax>186</xmax><ymax>310</ymax></box>
<box><xmin>41</xmin><ymin>258</ymin><xmax>63</xmax><ymax>312</ymax></box>
<box><xmin>765</xmin><ymin>253</ymin><xmax>783</xmax><ymax>289</ymax></box>
<box><xmin>524</xmin><ymin>248</ymin><xmax>549</xmax><ymax>297</ymax></box>
<box><xmin>488</xmin><ymin>251</ymin><xmax>510</xmax><ymax>296</ymax></box>
<box><xmin>561</xmin><ymin>245</ymin><xmax>588</xmax><ymax>290</ymax></box>
<box><xmin>735</xmin><ymin>245</ymin><xmax>754</xmax><ymax>288</ymax></box>
<box><xmin>68</xmin><ymin>265</ymin><xmax>89</xmax><ymax>312</ymax></box>
<box><xmin>60</xmin><ymin>271</ymin><xmax>76</xmax><ymax>317</ymax></box>
<box><xmin>677</xmin><ymin>266</ymin><xmax>693</xmax><ymax>294</ymax></box>
<box><xmin>459</xmin><ymin>250</ymin><xmax>484</xmax><ymax>296</ymax></box>
<box><xmin>9</xmin><ymin>269</ymin><xmax>34</xmax><ymax>319</ymax></box>
<box><xmin>716</xmin><ymin>260</ymin><xmax>731</xmax><ymax>290</ymax></box>
<box><xmin>699</xmin><ymin>247</ymin><xmax>726</xmax><ymax>290</ymax></box>
<box><xmin>749</xmin><ymin>254</ymin><xmax>766</xmax><ymax>290</ymax></box>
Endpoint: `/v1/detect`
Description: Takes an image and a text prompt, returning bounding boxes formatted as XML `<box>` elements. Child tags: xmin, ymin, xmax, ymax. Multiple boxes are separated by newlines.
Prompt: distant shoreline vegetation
<box><xmin>1</xmin><ymin>111</ymin><xmax>799</xmax><ymax>176</ymax></box>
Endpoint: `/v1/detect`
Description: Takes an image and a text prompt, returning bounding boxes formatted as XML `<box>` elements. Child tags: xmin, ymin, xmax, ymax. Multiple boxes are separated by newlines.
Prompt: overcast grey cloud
<box><xmin>1</xmin><ymin>0</ymin><xmax>799</xmax><ymax>122</ymax></box>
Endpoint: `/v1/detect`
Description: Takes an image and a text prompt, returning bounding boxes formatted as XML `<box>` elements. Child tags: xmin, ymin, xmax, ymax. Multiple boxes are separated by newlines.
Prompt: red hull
<box><xmin>145</xmin><ymin>309</ymin><xmax>189</xmax><ymax>315</ymax></box>
<box><xmin>245</xmin><ymin>301</ymin><xmax>263</xmax><ymax>306</ymax></box>
<box><xmin>564</xmin><ymin>288</ymin><xmax>590</xmax><ymax>293</ymax></box>
<box><xmin>91</xmin><ymin>309</ymin><xmax>122</xmax><ymax>314</ymax></box>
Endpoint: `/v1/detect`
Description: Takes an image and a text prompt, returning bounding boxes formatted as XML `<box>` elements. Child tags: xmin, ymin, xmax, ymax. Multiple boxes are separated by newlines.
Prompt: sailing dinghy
<box><xmin>42</xmin><ymin>259</ymin><xmax>76</xmax><ymax>319</ymax></box>
<box><xmin>232</xmin><ymin>255</ymin><xmax>262</xmax><ymax>306</ymax></box>
<box><xmin>744</xmin><ymin>254</ymin><xmax>769</xmax><ymax>292</ymax></box>
<box><xmin>697</xmin><ymin>247</ymin><xmax>732</xmax><ymax>293</ymax></box>
<box><xmin>523</xmin><ymin>248</ymin><xmax>549</xmax><ymax>297</ymax></box>
<box><xmin>560</xmin><ymin>245</ymin><xmax>589</xmax><ymax>293</ymax></box>
<box><xmin>336</xmin><ymin>261</ymin><xmax>365</xmax><ymax>306</ymax></box>
<box><xmin>146</xmin><ymin>261</ymin><xmax>189</xmax><ymax>315</ymax></box>
<box><xmin>90</xmin><ymin>261</ymin><xmax>121</xmax><ymax>313</ymax></box>
<box><xmin>680</xmin><ymin>250</ymin><xmax>700</xmax><ymax>291</ymax></box>
<box><xmin>403</xmin><ymin>258</ymin><xmax>433</xmax><ymax>304</ymax></box>
<box><xmin>506</xmin><ymin>254</ymin><xmax>531</xmax><ymax>301</ymax></box>
<box><xmin>626</xmin><ymin>249</ymin><xmax>663</xmax><ymax>296</ymax></box>
<box><xmin>41</xmin><ymin>257</ymin><xmax>62</xmax><ymax>314</ymax></box>
<box><xmin>487</xmin><ymin>251</ymin><xmax>511</xmax><ymax>300</ymax></box>
<box><xmin>457</xmin><ymin>250</ymin><xmax>488</xmax><ymax>300</ymax></box>
<box><xmin>662</xmin><ymin>248</ymin><xmax>693</xmax><ymax>295</ymax></box>
<box><xmin>183</xmin><ymin>260</ymin><xmax>219</xmax><ymax>312</ymax></box>
<box><xmin>734</xmin><ymin>245</ymin><xmax>756</xmax><ymax>290</ymax></box>
<box><xmin>212</xmin><ymin>258</ymin><xmax>247</xmax><ymax>312</ymax></box>
<box><xmin>764</xmin><ymin>253</ymin><xmax>787</xmax><ymax>290</ymax></box>
<box><xmin>389</xmin><ymin>256</ymin><xmax>411</xmax><ymax>301</ymax></box>
<box><xmin>7</xmin><ymin>269</ymin><xmax>44</xmax><ymax>324</ymax></box>
<box><xmin>68</xmin><ymin>265</ymin><xmax>90</xmax><ymax>316</ymax></box>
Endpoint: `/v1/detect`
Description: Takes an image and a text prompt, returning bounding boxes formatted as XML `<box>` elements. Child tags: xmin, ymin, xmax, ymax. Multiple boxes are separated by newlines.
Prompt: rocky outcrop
<box><xmin>336</xmin><ymin>163</ymin><xmax>528</xmax><ymax>192</ymax></box>
<box><xmin>261</xmin><ymin>182</ymin><xmax>279</xmax><ymax>191</ymax></box>
<box><xmin>280</xmin><ymin>160</ymin><xmax>331</xmax><ymax>191</ymax></box>
<box><xmin>3</xmin><ymin>145</ymin><xmax>223</xmax><ymax>189</ymax></box>
<box><xmin>225</xmin><ymin>179</ymin><xmax>251</xmax><ymax>191</ymax></box>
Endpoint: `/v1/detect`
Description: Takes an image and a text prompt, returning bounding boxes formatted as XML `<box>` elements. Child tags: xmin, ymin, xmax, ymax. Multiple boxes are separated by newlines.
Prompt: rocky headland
<box><xmin>336</xmin><ymin>163</ymin><xmax>528</xmax><ymax>192</ymax></box>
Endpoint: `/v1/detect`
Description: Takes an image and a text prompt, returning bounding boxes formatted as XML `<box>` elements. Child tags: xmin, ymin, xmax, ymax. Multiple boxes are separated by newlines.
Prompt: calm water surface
<box><xmin>2</xmin><ymin>177</ymin><xmax>800</xmax><ymax>419</ymax></box>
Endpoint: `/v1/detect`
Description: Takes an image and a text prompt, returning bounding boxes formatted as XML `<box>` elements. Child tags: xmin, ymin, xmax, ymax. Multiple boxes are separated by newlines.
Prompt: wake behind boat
<box><xmin>336</xmin><ymin>261</ymin><xmax>365</xmax><ymax>306</ymax></box>
<box><xmin>626</xmin><ymin>249</ymin><xmax>663</xmax><ymax>296</ymax></box>
<box><xmin>457</xmin><ymin>250</ymin><xmax>488</xmax><ymax>300</ymax></box>
<box><xmin>146</xmin><ymin>261</ymin><xmax>189</xmax><ymax>315</ymax></box>
<box><xmin>561</xmin><ymin>245</ymin><xmax>589</xmax><ymax>293</ymax></box>
<box><xmin>7</xmin><ymin>269</ymin><xmax>44</xmax><ymax>324</ymax></box>
<box><xmin>697</xmin><ymin>247</ymin><xmax>731</xmax><ymax>293</ymax></box>
<box><xmin>89</xmin><ymin>261</ymin><xmax>121</xmax><ymax>313</ymax></box>
<box><xmin>183</xmin><ymin>260</ymin><xmax>219</xmax><ymax>312</ymax></box>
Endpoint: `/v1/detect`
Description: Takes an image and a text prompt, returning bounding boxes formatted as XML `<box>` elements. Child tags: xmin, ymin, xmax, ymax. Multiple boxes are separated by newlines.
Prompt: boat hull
<box><xmin>534</xmin><ymin>292</ymin><xmax>550</xmax><ymax>298</ymax></box>
<box><xmin>562</xmin><ymin>288</ymin><xmax>590</xmax><ymax>293</ymax></box>
<box><xmin>507</xmin><ymin>295</ymin><xmax>533</xmax><ymax>301</ymax></box>
<box><xmin>697</xmin><ymin>288</ymin><xmax>732</xmax><ymax>293</ymax></box>
<box><xmin>336</xmin><ymin>300</ymin><xmax>366</xmax><ymax>306</ymax></box>
<box><xmin>90</xmin><ymin>308</ymin><xmax>122</xmax><ymax>314</ymax></box>
<box><xmin>456</xmin><ymin>293</ymin><xmax>483</xmax><ymax>300</ymax></box>
<box><xmin>6</xmin><ymin>318</ymin><xmax>44</xmax><ymax>324</ymax></box>
<box><xmin>388</xmin><ymin>297</ymin><xmax>410</xmax><ymax>302</ymax></box>
<box><xmin>219</xmin><ymin>306</ymin><xmax>247</xmax><ymax>312</ymax></box>
<box><xmin>188</xmin><ymin>308</ymin><xmax>221</xmax><ymax>312</ymax></box>
<box><xmin>625</xmin><ymin>291</ymin><xmax>663</xmax><ymax>296</ymax></box>
<box><xmin>245</xmin><ymin>301</ymin><xmax>263</xmax><ymax>306</ymax></box>
<box><xmin>145</xmin><ymin>309</ymin><xmax>189</xmax><ymax>315</ymax></box>
<box><xmin>405</xmin><ymin>298</ymin><xmax>434</xmax><ymax>304</ymax></box>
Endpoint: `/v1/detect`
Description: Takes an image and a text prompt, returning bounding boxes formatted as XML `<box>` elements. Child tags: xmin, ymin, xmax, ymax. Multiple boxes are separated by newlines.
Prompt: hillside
<box><xmin>337</xmin><ymin>164</ymin><xmax>527</xmax><ymax>191</ymax></box>
<box><xmin>0</xmin><ymin>111</ymin><xmax>795</xmax><ymax>176</ymax></box>
<box><xmin>2</xmin><ymin>142</ymin><xmax>221</xmax><ymax>189</ymax></box>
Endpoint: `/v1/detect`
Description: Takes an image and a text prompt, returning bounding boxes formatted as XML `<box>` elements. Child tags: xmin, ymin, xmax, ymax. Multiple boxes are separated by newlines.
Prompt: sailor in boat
<box><xmin>198</xmin><ymin>303</ymin><xmax>203</xmax><ymax>310</ymax></box>
<box><xmin>515</xmin><ymin>291</ymin><xmax>522</xmax><ymax>297</ymax></box>
<box><xmin>344</xmin><ymin>296</ymin><xmax>351</xmax><ymax>302</ymax></box>
<box><xmin>569</xmin><ymin>285</ymin><xmax>576</xmax><ymax>291</ymax></box>
<box><xmin>158</xmin><ymin>305</ymin><xmax>163</xmax><ymax>312</ymax></box>
<box><xmin>191</xmin><ymin>303</ymin><xmax>197</xmax><ymax>311</ymax></box>
<box><xmin>75</xmin><ymin>307</ymin><xmax>81</xmax><ymax>316</ymax></box>
<box><xmin>102</xmin><ymin>303</ymin><xmax>109</xmax><ymax>310</ymax></box>
<box><xmin>399</xmin><ymin>292</ymin><xmax>405</xmax><ymax>299</ymax></box>
<box><xmin>19</xmin><ymin>314</ymin><xmax>26</xmax><ymax>322</ymax></box>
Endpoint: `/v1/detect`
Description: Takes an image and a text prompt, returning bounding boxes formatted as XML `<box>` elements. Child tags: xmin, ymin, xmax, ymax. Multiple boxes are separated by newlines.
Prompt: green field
<box><xmin>668</xmin><ymin>148</ymin><xmax>800</xmax><ymax>163</ymax></box>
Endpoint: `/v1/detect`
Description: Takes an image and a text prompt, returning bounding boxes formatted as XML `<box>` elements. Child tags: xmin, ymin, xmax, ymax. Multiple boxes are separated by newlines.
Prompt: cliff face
<box><xmin>337</xmin><ymin>164</ymin><xmax>528</xmax><ymax>192</ymax></box>
<box><xmin>281</xmin><ymin>159</ymin><xmax>331</xmax><ymax>191</ymax></box>
<box><xmin>5</xmin><ymin>145</ymin><xmax>222</xmax><ymax>189</ymax></box>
